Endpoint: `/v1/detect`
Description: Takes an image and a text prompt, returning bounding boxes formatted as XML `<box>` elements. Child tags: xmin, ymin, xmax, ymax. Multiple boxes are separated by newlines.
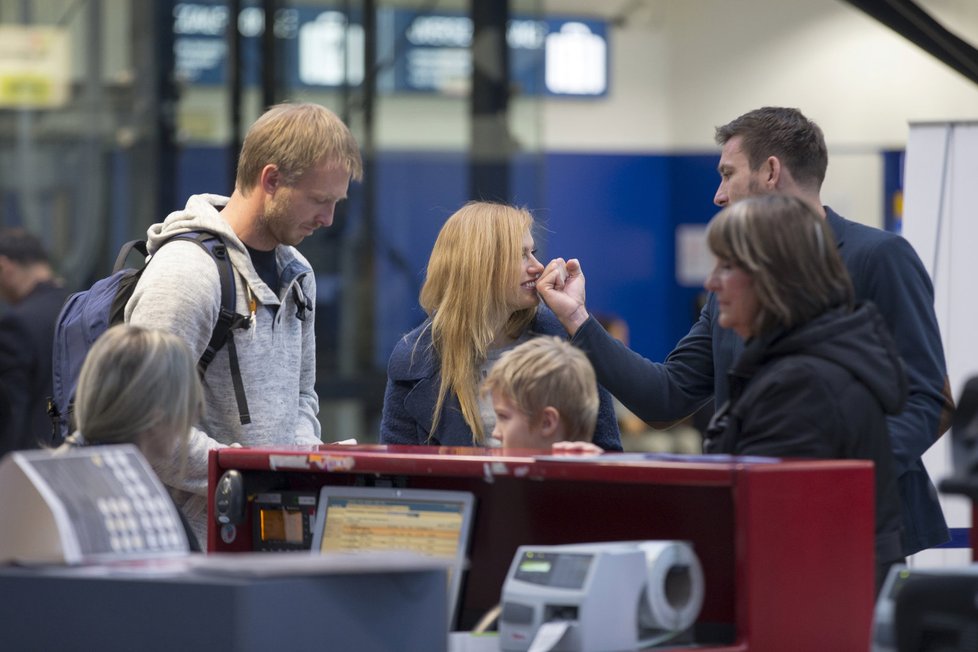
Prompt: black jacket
<box><xmin>0</xmin><ymin>281</ymin><xmax>68</xmax><ymax>455</ymax></box>
<box><xmin>704</xmin><ymin>302</ymin><xmax>906</xmax><ymax>567</ymax></box>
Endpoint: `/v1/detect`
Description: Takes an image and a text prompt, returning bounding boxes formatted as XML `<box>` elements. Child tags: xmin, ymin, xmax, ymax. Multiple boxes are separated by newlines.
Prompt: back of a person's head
<box><xmin>714</xmin><ymin>106</ymin><xmax>827</xmax><ymax>191</ymax></box>
<box><xmin>74</xmin><ymin>324</ymin><xmax>202</xmax><ymax>451</ymax></box>
<box><xmin>235</xmin><ymin>102</ymin><xmax>363</xmax><ymax>193</ymax></box>
<box><xmin>0</xmin><ymin>227</ymin><xmax>49</xmax><ymax>265</ymax></box>
<box><xmin>482</xmin><ymin>336</ymin><xmax>598</xmax><ymax>442</ymax></box>
<box><xmin>706</xmin><ymin>194</ymin><xmax>853</xmax><ymax>336</ymax></box>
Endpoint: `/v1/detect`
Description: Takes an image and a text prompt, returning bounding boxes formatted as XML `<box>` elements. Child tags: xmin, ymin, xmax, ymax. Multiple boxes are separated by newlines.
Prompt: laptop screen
<box><xmin>310</xmin><ymin>485</ymin><xmax>475</xmax><ymax>626</ymax></box>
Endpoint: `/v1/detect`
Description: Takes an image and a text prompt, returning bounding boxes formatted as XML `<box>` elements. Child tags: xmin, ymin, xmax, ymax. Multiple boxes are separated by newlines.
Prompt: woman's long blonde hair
<box><xmin>419</xmin><ymin>201</ymin><xmax>537</xmax><ymax>444</ymax></box>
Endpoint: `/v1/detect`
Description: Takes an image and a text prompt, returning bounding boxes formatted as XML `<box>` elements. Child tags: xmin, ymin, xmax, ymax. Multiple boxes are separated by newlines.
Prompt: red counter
<box><xmin>208</xmin><ymin>445</ymin><xmax>875</xmax><ymax>651</ymax></box>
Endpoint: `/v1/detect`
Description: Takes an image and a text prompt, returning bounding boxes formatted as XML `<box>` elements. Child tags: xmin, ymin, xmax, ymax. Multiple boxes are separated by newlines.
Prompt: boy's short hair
<box><xmin>481</xmin><ymin>337</ymin><xmax>598</xmax><ymax>442</ymax></box>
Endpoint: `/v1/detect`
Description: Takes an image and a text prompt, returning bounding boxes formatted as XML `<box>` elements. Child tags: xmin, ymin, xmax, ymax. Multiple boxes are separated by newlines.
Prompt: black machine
<box><xmin>251</xmin><ymin>490</ymin><xmax>319</xmax><ymax>552</ymax></box>
<box><xmin>880</xmin><ymin>377</ymin><xmax>978</xmax><ymax>652</ymax></box>
<box><xmin>213</xmin><ymin>469</ymin><xmax>319</xmax><ymax>551</ymax></box>
<box><xmin>939</xmin><ymin>376</ymin><xmax>978</xmax><ymax>500</ymax></box>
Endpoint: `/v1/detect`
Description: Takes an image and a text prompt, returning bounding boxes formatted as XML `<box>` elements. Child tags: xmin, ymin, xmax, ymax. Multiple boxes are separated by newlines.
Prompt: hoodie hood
<box><xmin>147</xmin><ymin>194</ymin><xmax>240</xmax><ymax>254</ymax></box>
<box><xmin>145</xmin><ymin>193</ymin><xmax>309</xmax><ymax>307</ymax></box>
<box><xmin>743</xmin><ymin>302</ymin><xmax>907</xmax><ymax>415</ymax></box>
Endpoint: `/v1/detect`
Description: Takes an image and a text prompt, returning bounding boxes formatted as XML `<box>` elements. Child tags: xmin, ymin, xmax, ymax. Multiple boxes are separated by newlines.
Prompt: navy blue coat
<box><xmin>573</xmin><ymin>207</ymin><xmax>950</xmax><ymax>556</ymax></box>
<box><xmin>380</xmin><ymin>305</ymin><xmax>622</xmax><ymax>450</ymax></box>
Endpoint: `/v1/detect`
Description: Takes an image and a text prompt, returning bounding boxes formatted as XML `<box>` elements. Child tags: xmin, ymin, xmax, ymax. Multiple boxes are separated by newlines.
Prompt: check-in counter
<box><xmin>208</xmin><ymin>445</ymin><xmax>877</xmax><ymax>651</ymax></box>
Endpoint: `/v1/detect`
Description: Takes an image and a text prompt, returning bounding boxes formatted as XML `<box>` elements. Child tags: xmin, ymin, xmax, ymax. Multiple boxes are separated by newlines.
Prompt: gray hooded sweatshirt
<box><xmin>125</xmin><ymin>193</ymin><xmax>322</xmax><ymax>541</ymax></box>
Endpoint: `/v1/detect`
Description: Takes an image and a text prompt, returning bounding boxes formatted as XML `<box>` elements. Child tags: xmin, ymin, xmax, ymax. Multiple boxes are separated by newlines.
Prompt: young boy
<box><xmin>481</xmin><ymin>336</ymin><xmax>602</xmax><ymax>452</ymax></box>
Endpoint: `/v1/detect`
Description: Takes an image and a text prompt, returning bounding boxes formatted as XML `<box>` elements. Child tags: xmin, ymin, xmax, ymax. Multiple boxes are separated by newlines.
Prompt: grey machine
<box><xmin>498</xmin><ymin>540</ymin><xmax>704</xmax><ymax>652</ymax></box>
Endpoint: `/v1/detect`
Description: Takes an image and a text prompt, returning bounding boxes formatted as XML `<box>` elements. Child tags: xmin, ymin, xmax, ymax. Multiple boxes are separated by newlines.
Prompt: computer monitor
<box><xmin>310</xmin><ymin>485</ymin><xmax>475</xmax><ymax>626</ymax></box>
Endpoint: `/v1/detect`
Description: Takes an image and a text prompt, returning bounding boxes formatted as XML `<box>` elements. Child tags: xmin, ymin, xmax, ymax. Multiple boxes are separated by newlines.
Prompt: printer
<box><xmin>498</xmin><ymin>540</ymin><xmax>704</xmax><ymax>652</ymax></box>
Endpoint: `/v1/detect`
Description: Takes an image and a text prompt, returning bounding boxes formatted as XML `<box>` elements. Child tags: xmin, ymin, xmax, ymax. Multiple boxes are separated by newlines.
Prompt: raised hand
<box><xmin>536</xmin><ymin>257</ymin><xmax>590</xmax><ymax>336</ymax></box>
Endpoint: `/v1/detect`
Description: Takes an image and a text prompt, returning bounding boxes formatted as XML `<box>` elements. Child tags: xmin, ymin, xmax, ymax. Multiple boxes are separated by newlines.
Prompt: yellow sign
<box><xmin>0</xmin><ymin>26</ymin><xmax>70</xmax><ymax>108</ymax></box>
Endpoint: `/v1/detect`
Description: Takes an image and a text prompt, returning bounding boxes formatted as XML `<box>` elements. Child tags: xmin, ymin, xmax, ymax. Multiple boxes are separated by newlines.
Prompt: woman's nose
<box><xmin>704</xmin><ymin>268</ymin><xmax>719</xmax><ymax>292</ymax></box>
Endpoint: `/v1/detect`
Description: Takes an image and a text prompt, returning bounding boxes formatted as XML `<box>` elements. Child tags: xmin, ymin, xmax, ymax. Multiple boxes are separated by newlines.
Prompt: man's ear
<box><xmin>763</xmin><ymin>155</ymin><xmax>782</xmax><ymax>190</ymax></box>
<box><xmin>259</xmin><ymin>164</ymin><xmax>281</xmax><ymax>195</ymax></box>
<box><xmin>538</xmin><ymin>406</ymin><xmax>560</xmax><ymax>440</ymax></box>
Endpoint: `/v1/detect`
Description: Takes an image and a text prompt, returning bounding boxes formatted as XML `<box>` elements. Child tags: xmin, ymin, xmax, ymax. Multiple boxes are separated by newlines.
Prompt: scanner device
<box><xmin>499</xmin><ymin>540</ymin><xmax>704</xmax><ymax>652</ymax></box>
<box><xmin>213</xmin><ymin>469</ymin><xmax>245</xmax><ymax>525</ymax></box>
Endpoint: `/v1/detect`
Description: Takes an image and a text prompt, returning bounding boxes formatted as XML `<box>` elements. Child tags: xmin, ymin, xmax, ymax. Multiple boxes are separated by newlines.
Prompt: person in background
<box><xmin>0</xmin><ymin>228</ymin><xmax>68</xmax><ymax>456</ymax></box>
<box><xmin>480</xmin><ymin>336</ymin><xmax>602</xmax><ymax>454</ymax></box>
<box><xmin>593</xmin><ymin>312</ymin><xmax>700</xmax><ymax>454</ymax></box>
<box><xmin>63</xmin><ymin>323</ymin><xmax>204</xmax><ymax>551</ymax></box>
<box><xmin>380</xmin><ymin>201</ymin><xmax>621</xmax><ymax>450</ymax></box>
<box><xmin>537</xmin><ymin>106</ymin><xmax>951</xmax><ymax>558</ymax></box>
<box><xmin>699</xmin><ymin>194</ymin><xmax>905</xmax><ymax>593</ymax></box>
<box><xmin>125</xmin><ymin>102</ymin><xmax>362</xmax><ymax>544</ymax></box>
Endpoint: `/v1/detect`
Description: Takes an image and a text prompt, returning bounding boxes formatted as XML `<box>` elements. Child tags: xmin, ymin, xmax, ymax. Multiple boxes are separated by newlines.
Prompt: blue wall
<box><xmin>543</xmin><ymin>152</ymin><xmax>719</xmax><ymax>361</ymax></box>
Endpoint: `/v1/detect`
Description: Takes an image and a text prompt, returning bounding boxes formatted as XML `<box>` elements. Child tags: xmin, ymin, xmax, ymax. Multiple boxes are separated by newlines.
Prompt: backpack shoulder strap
<box><xmin>112</xmin><ymin>240</ymin><xmax>149</xmax><ymax>273</ymax></box>
<box><xmin>106</xmin><ymin>240</ymin><xmax>153</xmax><ymax>327</ymax></box>
<box><xmin>172</xmin><ymin>233</ymin><xmax>238</xmax><ymax>368</ymax></box>
<box><xmin>160</xmin><ymin>231</ymin><xmax>251</xmax><ymax>425</ymax></box>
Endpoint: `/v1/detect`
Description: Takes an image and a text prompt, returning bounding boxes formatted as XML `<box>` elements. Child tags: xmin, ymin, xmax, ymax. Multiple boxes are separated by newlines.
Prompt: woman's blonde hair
<box><xmin>74</xmin><ymin>324</ymin><xmax>202</xmax><ymax>455</ymax></box>
<box><xmin>481</xmin><ymin>337</ymin><xmax>598</xmax><ymax>442</ymax></box>
<box><xmin>706</xmin><ymin>194</ymin><xmax>853</xmax><ymax>337</ymax></box>
<box><xmin>419</xmin><ymin>201</ymin><xmax>537</xmax><ymax>444</ymax></box>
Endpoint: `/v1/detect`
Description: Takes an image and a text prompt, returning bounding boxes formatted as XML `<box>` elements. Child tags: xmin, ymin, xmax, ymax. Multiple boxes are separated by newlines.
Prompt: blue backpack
<box><xmin>49</xmin><ymin>231</ymin><xmax>251</xmax><ymax>442</ymax></box>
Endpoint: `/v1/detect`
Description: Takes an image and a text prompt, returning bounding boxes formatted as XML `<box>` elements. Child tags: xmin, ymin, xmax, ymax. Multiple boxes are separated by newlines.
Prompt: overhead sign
<box><xmin>0</xmin><ymin>26</ymin><xmax>71</xmax><ymax>108</ymax></box>
<box><xmin>172</xmin><ymin>3</ymin><xmax>608</xmax><ymax>98</ymax></box>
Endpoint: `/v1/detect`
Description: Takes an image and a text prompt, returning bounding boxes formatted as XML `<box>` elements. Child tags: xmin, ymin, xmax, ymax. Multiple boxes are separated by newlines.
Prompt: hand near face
<box><xmin>536</xmin><ymin>257</ymin><xmax>590</xmax><ymax>336</ymax></box>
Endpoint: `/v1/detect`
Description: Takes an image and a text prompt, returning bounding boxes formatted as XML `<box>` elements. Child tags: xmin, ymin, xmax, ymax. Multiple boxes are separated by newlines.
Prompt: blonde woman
<box><xmin>380</xmin><ymin>201</ymin><xmax>621</xmax><ymax>449</ymax></box>
<box><xmin>62</xmin><ymin>323</ymin><xmax>204</xmax><ymax>549</ymax></box>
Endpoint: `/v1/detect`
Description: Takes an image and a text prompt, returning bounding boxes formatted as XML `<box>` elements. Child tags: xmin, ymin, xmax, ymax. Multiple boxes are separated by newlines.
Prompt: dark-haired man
<box><xmin>0</xmin><ymin>228</ymin><xmax>68</xmax><ymax>455</ymax></box>
<box><xmin>538</xmin><ymin>106</ymin><xmax>952</xmax><ymax>559</ymax></box>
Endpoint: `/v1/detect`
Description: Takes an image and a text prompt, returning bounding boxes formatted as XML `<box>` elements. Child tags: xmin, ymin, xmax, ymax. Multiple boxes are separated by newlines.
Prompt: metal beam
<box><xmin>843</xmin><ymin>0</ymin><xmax>978</xmax><ymax>86</ymax></box>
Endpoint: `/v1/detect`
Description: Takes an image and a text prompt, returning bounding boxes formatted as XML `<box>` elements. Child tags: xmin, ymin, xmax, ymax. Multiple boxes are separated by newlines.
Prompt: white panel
<box><xmin>903</xmin><ymin>125</ymin><xmax>947</xmax><ymax>272</ymax></box>
<box><xmin>904</xmin><ymin>122</ymin><xmax>978</xmax><ymax>567</ymax></box>
<box><xmin>945</xmin><ymin>125</ymin><xmax>978</xmax><ymax>396</ymax></box>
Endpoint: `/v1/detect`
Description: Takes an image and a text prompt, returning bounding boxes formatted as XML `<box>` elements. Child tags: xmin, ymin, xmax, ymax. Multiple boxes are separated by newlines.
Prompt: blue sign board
<box><xmin>172</xmin><ymin>2</ymin><xmax>609</xmax><ymax>97</ymax></box>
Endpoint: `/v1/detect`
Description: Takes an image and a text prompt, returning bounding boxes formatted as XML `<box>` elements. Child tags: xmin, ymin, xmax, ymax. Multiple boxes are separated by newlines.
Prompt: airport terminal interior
<box><xmin>0</xmin><ymin>0</ymin><xmax>977</xmax><ymax>650</ymax></box>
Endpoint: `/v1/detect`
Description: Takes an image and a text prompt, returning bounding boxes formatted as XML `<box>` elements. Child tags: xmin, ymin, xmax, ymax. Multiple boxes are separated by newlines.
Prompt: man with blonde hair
<box><xmin>126</xmin><ymin>102</ymin><xmax>363</xmax><ymax>543</ymax></box>
<box><xmin>481</xmin><ymin>336</ymin><xmax>601</xmax><ymax>452</ymax></box>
